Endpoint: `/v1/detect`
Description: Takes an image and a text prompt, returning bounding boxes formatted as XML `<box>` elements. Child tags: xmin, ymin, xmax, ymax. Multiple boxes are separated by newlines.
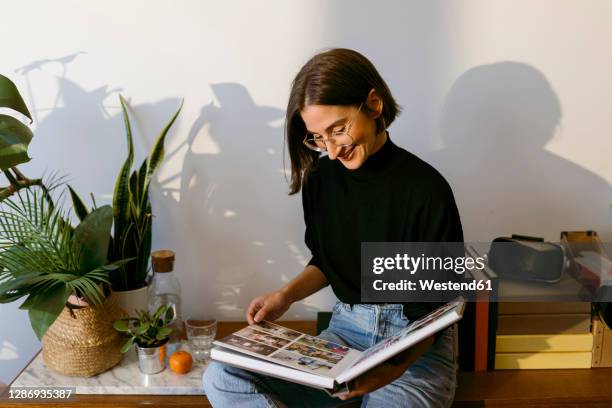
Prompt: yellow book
<box><xmin>495</xmin><ymin>352</ymin><xmax>592</xmax><ymax>369</ymax></box>
<box><xmin>496</xmin><ymin>333</ymin><xmax>593</xmax><ymax>353</ymax></box>
<box><xmin>592</xmin><ymin>315</ymin><xmax>612</xmax><ymax>367</ymax></box>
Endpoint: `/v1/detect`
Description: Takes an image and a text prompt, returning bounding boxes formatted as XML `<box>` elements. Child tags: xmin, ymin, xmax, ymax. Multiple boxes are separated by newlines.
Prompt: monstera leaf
<box><xmin>0</xmin><ymin>74</ymin><xmax>33</xmax><ymax>170</ymax></box>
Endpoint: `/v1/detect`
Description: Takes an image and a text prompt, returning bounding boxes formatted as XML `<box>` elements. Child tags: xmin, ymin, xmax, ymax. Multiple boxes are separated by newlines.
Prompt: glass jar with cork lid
<box><xmin>148</xmin><ymin>250</ymin><xmax>183</xmax><ymax>343</ymax></box>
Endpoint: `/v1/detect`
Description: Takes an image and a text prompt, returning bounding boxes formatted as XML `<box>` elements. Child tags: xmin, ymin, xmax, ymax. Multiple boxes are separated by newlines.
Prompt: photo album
<box><xmin>211</xmin><ymin>298</ymin><xmax>465</xmax><ymax>394</ymax></box>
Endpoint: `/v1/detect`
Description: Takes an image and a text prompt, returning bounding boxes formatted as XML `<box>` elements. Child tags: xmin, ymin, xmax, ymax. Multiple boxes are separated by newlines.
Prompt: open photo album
<box><xmin>211</xmin><ymin>298</ymin><xmax>465</xmax><ymax>394</ymax></box>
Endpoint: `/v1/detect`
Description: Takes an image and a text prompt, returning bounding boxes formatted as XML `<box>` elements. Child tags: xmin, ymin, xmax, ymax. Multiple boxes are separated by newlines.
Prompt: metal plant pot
<box><xmin>135</xmin><ymin>341</ymin><xmax>168</xmax><ymax>374</ymax></box>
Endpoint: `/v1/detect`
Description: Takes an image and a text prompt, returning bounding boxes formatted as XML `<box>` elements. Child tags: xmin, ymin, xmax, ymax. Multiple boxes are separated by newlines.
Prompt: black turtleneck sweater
<box><xmin>302</xmin><ymin>134</ymin><xmax>464</xmax><ymax>322</ymax></box>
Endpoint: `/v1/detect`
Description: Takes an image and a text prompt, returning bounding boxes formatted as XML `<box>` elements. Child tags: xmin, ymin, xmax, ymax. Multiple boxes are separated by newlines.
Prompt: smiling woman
<box><xmin>203</xmin><ymin>48</ymin><xmax>463</xmax><ymax>408</ymax></box>
<box><xmin>285</xmin><ymin>48</ymin><xmax>400</xmax><ymax>191</ymax></box>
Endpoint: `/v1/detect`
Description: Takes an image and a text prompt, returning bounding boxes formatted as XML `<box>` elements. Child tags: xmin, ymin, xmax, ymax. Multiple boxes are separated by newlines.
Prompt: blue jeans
<box><xmin>203</xmin><ymin>302</ymin><xmax>457</xmax><ymax>407</ymax></box>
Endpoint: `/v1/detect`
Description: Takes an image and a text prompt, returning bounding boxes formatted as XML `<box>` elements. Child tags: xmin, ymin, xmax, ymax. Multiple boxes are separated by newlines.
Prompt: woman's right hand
<box><xmin>246</xmin><ymin>290</ymin><xmax>292</xmax><ymax>325</ymax></box>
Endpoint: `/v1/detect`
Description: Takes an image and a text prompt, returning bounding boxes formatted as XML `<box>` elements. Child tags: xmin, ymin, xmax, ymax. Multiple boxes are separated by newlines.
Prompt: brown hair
<box><xmin>285</xmin><ymin>48</ymin><xmax>400</xmax><ymax>194</ymax></box>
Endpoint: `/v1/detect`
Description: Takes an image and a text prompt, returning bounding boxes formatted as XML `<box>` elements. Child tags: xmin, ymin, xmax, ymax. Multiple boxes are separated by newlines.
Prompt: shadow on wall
<box><xmin>425</xmin><ymin>62</ymin><xmax>612</xmax><ymax>242</ymax></box>
<box><xmin>153</xmin><ymin>83</ymin><xmax>325</xmax><ymax>320</ymax></box>
<box><xmin>17</xmin><ymin>53</ymin><xmax>181</xmax><ymax>202</ymax></box>
<box><xmin>10</xmin><ymin>53</ymin><xmax>325</xmax><ymax>330</ymax></box>
<box><xmin>6</xmin><ymin>57</ymin><xmax>317</xmax><ymax>384</ymax></box>
<box><xmin>0</xmin><ymin>53</ymin><xmax>183</xmax><ymax>384</ymax></box>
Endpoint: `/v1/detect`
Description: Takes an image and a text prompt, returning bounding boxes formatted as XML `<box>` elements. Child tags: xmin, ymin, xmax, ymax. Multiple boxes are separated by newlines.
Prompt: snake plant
<box><xmin>69</xmin><ymin>96</ymin><xmax>182</xmax><ymax>292</ymax></box>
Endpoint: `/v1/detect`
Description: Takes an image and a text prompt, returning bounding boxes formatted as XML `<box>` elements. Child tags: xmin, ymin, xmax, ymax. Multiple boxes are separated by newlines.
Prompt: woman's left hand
<box><xmin>337</xmin><ymin>361</ymin><xmax>404</xmax><ymax>400</ymax></box>
<box><xmin>337</xmin><ymin>334</ymin><xmax>435</xmax><ymax>401</ymax></box>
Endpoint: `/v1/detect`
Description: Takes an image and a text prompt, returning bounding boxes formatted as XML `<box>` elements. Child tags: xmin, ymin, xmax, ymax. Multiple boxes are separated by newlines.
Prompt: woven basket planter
<box><xmin>42</xmin><ymin>291</ymin><xmax>127</xmax><ymax>377</ymax></box>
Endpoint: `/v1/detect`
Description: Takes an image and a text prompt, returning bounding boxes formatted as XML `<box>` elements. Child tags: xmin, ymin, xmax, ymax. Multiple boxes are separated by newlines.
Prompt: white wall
<box><xmin>1</xmin><ymin>0</ymin><xmax>611</xmax><ymax>384</ymax></box>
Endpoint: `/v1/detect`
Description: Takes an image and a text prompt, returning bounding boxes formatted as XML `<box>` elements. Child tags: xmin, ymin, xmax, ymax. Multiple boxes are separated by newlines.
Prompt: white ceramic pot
<box><xmin>113</xmin><ymin>286</ymin><xmax>149</xmax><ymax>317</ymax></box>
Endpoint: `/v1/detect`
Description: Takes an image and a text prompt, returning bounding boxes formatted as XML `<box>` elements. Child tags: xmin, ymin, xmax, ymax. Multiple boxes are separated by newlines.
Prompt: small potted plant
<box><xmin>113</xmin><ymin>304</ymin><xmax>174</xmax><ymax>374</ymax></box>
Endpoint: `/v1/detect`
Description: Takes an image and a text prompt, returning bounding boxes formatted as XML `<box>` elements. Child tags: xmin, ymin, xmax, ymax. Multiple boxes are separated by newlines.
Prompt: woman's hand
<box><xmin>246</xmin><ymin>265</ymin><xmax>327</xmax><ymax>325</ymax></box>
<box><xmin>337</xmin><ymin>334</ymin><xmax>435</xmax><ymax>400</ymax></box>
<box><xmin>337</xmin><ymin>361</ymin><xmax>404</xmax><ymax>400</ymax></box>
<box><xmin>246</xmin><ymin>291</ymin><xmax>292</xmax><ymax>324</ymax></box>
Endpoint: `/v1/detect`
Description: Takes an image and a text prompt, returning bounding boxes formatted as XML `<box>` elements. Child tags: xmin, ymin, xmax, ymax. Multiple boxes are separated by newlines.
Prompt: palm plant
<box><xmin>0</xmin><ymin>185</ymin><xmax>129</xmax><ymax>340</ymax></box>
<box><xmin>69</xmin><ymin>96</ymin><xmax>182</xmax><ymax>292</ymax></box>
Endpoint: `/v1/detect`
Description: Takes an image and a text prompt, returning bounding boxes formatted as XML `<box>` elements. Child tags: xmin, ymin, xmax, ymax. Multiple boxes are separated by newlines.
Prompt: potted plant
<box><xmin>0</xmin><ymin>74</ymin><xmax>135</xmax><ymax>377</ymax></box>
<box><xmin>0</xmin><ymin>185</ymin><xmax>132</xmax><ymax>376</ymax></box>
<box><xmin>69</xmin><ymin>96</ymin><xmax>182</xmax><ymax>317</ymax></box>
<box><xmin>113</xmin><ymin>304</ymin><xmax>174</xmax><ymax>374</ymax></box>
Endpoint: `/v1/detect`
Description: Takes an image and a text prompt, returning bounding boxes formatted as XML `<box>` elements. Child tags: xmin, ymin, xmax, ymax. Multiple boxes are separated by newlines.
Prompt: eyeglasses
<box><xmin>302</xmin><ymin>103</ymin><xmax>363</xmax><ymax>152</ymax></box>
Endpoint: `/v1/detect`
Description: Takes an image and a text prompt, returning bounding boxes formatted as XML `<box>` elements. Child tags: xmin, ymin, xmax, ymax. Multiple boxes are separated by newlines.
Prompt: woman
<box><xmin>203</xmin><ymin>48</ymin><xmax>463</xmax><ymax>407</ymax></box>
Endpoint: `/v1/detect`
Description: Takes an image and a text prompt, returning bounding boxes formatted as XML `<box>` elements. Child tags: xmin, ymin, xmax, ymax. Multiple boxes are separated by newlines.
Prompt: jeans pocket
<box><xmin>332</xmin><ymin>301</ymin><xmax>343</xmax><ymax>313</ymax></box>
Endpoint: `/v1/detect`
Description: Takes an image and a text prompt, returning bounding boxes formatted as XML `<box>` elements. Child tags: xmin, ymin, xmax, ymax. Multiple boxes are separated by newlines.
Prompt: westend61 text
<box><xmin>373</xmin><ymin>279</ymin><xmax>493</xmax><ymax>291</ymax></box>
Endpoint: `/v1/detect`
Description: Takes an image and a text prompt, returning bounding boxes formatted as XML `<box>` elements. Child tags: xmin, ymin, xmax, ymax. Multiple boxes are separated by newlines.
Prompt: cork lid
<box><xmin>151</xmin><ymin>249</ymin><xmax>175</xmax><ymax>273</ymax></box>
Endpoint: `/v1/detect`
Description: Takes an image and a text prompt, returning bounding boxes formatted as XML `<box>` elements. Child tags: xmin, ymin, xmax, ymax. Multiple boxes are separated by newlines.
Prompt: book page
<box><xmin>352</xmin><ymin>301</ymin><xmax>461</xmax><ymax>367</ymax></box>
<box><xmin>213</xmin><ymin>320</ymin><xmax>361</xmax><ymax>378</ymax></box>
<box><xmin>335</xmin><ymin>300</ymin><xmax>465</xmax><ymax>384</ymax></box>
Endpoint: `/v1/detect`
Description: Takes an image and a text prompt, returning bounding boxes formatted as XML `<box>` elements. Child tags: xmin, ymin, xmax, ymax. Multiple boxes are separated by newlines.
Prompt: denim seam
<box><xmin>399</xmin><ymin>304</ymin><xmax>409</xmax><ymax>321</ymax></box>
<box><xmin>372</xmin><ymin>305</ymin><xmax>380</xmax><ymax>347</ymax></box>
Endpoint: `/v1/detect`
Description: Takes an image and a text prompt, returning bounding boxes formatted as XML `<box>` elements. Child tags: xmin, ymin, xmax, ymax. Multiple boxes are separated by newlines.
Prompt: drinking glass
<box><xmin>185</xmin><ymin>316</ymin><xmax>217</xmax><ymax>363</ymax></box>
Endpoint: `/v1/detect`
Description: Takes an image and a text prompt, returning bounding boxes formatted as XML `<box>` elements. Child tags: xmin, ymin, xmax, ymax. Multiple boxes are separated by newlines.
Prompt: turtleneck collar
<box><xmin>342</xmin><ymin>131</ymin><xmax>400</xmax><ymax>178</ymax></box>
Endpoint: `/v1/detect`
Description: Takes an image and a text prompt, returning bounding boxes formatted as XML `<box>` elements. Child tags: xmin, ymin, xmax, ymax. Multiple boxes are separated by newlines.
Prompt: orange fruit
<box><xmin>169</xmin><ymin>350</ymin><xmax>193</xmax><ymax>374</ymax></box>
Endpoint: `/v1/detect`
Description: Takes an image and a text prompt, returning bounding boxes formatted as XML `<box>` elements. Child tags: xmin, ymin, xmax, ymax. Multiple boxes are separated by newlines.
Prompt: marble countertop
<box><xmin>11</xmin><ymin>341</ymin><xmax>207</xmax><ymax>395</ymax></box>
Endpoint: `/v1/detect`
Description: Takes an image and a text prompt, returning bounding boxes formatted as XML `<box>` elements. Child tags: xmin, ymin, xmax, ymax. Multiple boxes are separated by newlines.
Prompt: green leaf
<box><xmin>0</xmin><ymin>269</ymin><xmax>41</xmax><ymax>303</ymax></box>
<box><xmin>67</xmin><ymin>185</ymin><xmax>90</xmax><ymax>222</ymax></box>
<box><xmin>164</xmin><ymin>305</ymin><xmax>174</xmax><ymax>323</ymax></box>
<box><xmin>120</xmin><ymin>336</ymin><xmax>135</xmax><ymax>353</ymax></box>
<box><xmin>0</xmin><ymin>114</ymin><xmax>33</xmax><ymax>169</ymax></box>
<box><xmin>152</xmin><ymin>304</ymin><xmax>167</xmax><ymax>321</ymax></box>
<box><xmin>129</xmin><ymin>169</ymin><xmax>139</xmax><ymax>210</ymax></box>
<box><xmin>17</xmin><ymin>292</ymin><xmax>37</xmax><ymax>309</ymax></box>
<box><xmin>0</xmin><ymin>287</ymin><xmax>28</xmax><ymax>303</ymax></box>
<box><xmin>27</xmin><ymin>283</ymin><xmax>71</xmax><ymax>341</ymax></box>
<box><xmin>156</xmin><ymin>327</ymin><xmax>172</xmax><ymax>340</ymax></box>
<box><xmin>0</xmin><ymin>187</ymin><xmax>74</xmax><ymax>271</ymax></box>
<box><xmin>141</xmin><ymin>100</ymin><xmax>183</xmax><ymax>204</ymax></box>
<box><xmin>106</xmin><ymin>97</ymin><xmax>182</xmax><ymax>292</ymax></box>
<box><xmin>71</xmin><ymin>205</ymin><xmax>113</xmax><ymax>272</ymax></box>
<box><xmin>111</xmin><ymin>96</ymin><xmax>134</xmax><ymax>270</ymax></box>
<box><xmin>101</xmin><ymin>257</ymin><xmax>135</xmax><ymax>271</ymax></box>
<box><xmin>136</xmin><ymin>159</ymin><xmax>147</xmax><ymax>202</ymax></box>
<box><xmin>134</xmin><ymin>321</ymin><xmax>150</xmax><ymax>335</ymax></box>
<box><xmin>0</xmin><ymin>290</ymin><xmax>24</xmax><ymax>303</ymax></box>
<box><xmin>113</xmin><ymin>319</ymin><xmax>129</xmax><ymax>332</ymax></box>
<box><xmin>66</xmin><ymin>272</ymin><xmax>106</xmax><ymax>306</ymax></box>
<box><xmin>0</xmin><ymin>74</ymin><xmax>32</xmax><ymax>122</ymax></box>
<box><xmin>136</xmin><ymin>207</ymin><xmax>152</xmax><ymax>286</ymax></box>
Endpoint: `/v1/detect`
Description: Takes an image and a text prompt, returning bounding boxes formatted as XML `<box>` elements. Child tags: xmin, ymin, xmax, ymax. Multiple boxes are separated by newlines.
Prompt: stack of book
<box><xmin>494</xmin><ymin>301</ymin><xmax>593</xmax><ymax>369</ymax></box>
<box><xmin>592</xmin><ymin>314</ymin><xmax>612</xmax><ymax>367</ymax></box>
<box><xmin>461</xmin><ymin>236</ymin><xmax>612</xmax><ymax>371</ymax></box>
